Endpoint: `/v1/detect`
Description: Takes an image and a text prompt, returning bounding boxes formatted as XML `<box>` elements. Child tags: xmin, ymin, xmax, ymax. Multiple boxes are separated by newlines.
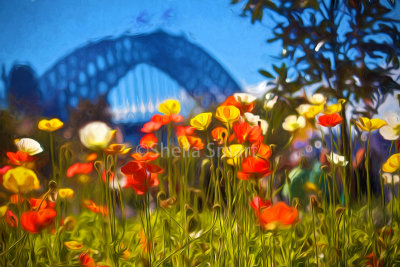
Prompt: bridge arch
<box><xmin>38</xmin><ymin>30</ymin><xmax>241</xmax><ymax>121</ymax></box>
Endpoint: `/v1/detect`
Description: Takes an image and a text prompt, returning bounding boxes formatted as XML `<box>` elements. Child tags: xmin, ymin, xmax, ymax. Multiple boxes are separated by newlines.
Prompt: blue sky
<box><xmin>0</xmin><ymin>0</ymin><xmax>398</xmax><ymax>118</ymax></box>
<box><xmin>0</xmin><ymin>0</ymin><xmax>280</xmax><ymax>86</ymax></box>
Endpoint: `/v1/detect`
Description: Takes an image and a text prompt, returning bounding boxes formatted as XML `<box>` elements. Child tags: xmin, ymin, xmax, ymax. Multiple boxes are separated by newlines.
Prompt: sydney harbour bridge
<box><xmin>2</xmin><ymin>30</ymin><xmax>241</xmax><ymax>127</ymax></box>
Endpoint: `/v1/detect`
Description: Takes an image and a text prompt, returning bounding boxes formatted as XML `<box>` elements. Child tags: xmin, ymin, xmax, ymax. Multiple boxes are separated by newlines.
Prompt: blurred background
<box><xmin>0</xmin><ymin>0</ymin><xmax>399</xmax><ymax>141</ymax></box>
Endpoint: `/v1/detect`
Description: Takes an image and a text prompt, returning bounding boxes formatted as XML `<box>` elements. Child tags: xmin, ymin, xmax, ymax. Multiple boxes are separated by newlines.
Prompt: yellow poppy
<box><xmin>323</xmin><ymin>99</ymin><xmax>346</xmax><ymax>114</ymax></box>
<box><xmin>178</xmin><ymin>136</ymin><xmax>191</xmax><ymax>151</ymax></box>
<box><xmin>0</xmin><ymin>205</ymin><xmax>7</xmax><ymax>217</ymax></box>
<box><xmin>64</xmin><ymin>241</ymin><xmax>84</xmax><ymax>250</ymax></box>
<box><xmin>355</xmin><ymin>117</ymin><xmax>387</xmax><ymax>132</ymax></box>
<box><xmin>215</xmin><ymin>105</ymin><xmax>240</xmax><ymax>124</ymax></box>
<box><xmin>190</xmin><ymin>112</ymin><xmax>212</xmax><ymax>131</ymax></box>
<box><xmin>59</xmin><ymin>188</ymin><xmax>75</xmax><ymax>199</ymax></box>
<box><xmin>297</xmin><ymin>104</ymin><xmax>324</xmax><ymax>119</ymax></box>
<box><xmin>222</xmin><ymin>144</ymin><xmax>245</xmax><ymax>166</ymax></box>
<box><xmin>63</xmin><ymin>216</ymin><xmax>77</xmax><ymax>231</ymax></box>
<box><xmin>303</xmin><ymin>182</ymin><xmax>318</xmax><ymax>193</ymax></box>
<box><xmin>104</xmin><ymin>144</ymin><xmax>131</xmax><ymax>155</ymax></box>
<box><xmin>77</xmin><ymin>174</ymin><xmax>91</xmax><ymax>183</ymax></box>
<box><xmin>3</xmin><ymin>167</ymin><xmax>40</xmax><ymax>193</ymax></box>
<box><xmin>382</xmin><ymin>153</ymin><xmax>400</xmax><ymax>173</ymax></box>
<box><xmin>158</xmin><ymin>99</ymin><xmax>181</xmax><ymax>115</ymax></box>
<box><xmin>38</xmin><ymin>118</ymin><xmax>64</xmax><ymax>132</ymax></box>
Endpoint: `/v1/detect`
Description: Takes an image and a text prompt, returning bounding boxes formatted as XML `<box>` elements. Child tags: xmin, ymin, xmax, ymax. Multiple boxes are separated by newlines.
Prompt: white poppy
<box><xmin>382</xmin><ymin>173</ymin><xmax>400</xmax><ymax>185</ymax></box>
<box><xmin>296</xmin><ymin>104</ymin><xmax>312</xmax><ymax>116</ymax></box>
<box><xmin>326</xmin><ymin>152</ymin><xmax>348</xmax><ymax>167</ymax></box>
<box><xmin>379</xmin><ymin>113</ymin><xmax>400</xmax><ymax>140</ymax></box>
<box><xmin>264</xmin><ymin>93</ymin><xmax>278</xmax><ymax>110</ymax></box>
<box><xmin>309</xmin><ymin>93</ymin><xmax>326</xmax><ymax>105</ymax></box>
<box><xmin>233</xmin><ymin>93</ymin><xmax>257</xmax><ymax>104</ymax></box>
<box><xmin>244</xmin><ymin>112</ymin><xmax>268</xmax><ymax>134</ymax></box>
<box><xmin>282</xmin><ymin>115</ymin><xmax>306</xmax><ymax>132</ymax></box>
<box><xmin>16</xmin><ymin>138</ymin><xmax>43</xmax><ymax>155</ymax></box>
<box><xmin>79</xmin><ymin>121</ymin><xmax>115</xmax><ymax>150</ymax></box>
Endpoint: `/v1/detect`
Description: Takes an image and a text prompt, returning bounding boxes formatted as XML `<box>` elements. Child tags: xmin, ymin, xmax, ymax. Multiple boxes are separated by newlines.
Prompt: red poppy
<box><xmin>6</xmin><ymin>209</ymin><xmax>18</xmax><ymax>228</ymax></box>
<box><xmin>83</xmin><ymin>200</ymin><xmax>108</xmax><ymax>216</ymax></box>
<box><xmin>79</xmin><ymin>253</ymin><xmax>96</xmax><ymax>267</ymax></box>
<box><xmin>67</xmin><ymin>162</ymin><xmax>93</xmax><ymax>178</ymax></box>
<box><xmin>232</xmin><ymin>121</ymin><xmax>263</xmax><ymax>144</ymax></box>
<box><xmin>131</xmin><ymin>152</ymin><xmax>160</xmax><ymax>162</ymax></box>
<box><xmin>318</xmin><ymin>113</ymin><xmax>343</xmax><ymax>127</ymax></box>
<box><xmin>0</xmin><ymin>165</ymin><xmax>11</xmax><ymax>183</ymax></box>
<box><xmin>251</xmin><ymin>200</ymin><xmax>298</xmax><ymax>229</ymax></box>
<box><xmin>220</xmin><ymin>95</ymin><xmax>255</xmax><ymax>113</ymax></box>
<box><xmin>249</xmin><ymin>196</ymin><xmax>271</xmax><ymax>217</ymax></box>
<box><xmin>251</xmin><ymin>143</ymin><xmax>272</xmax><ymax>160</ymax></box>
<box><xmin>121</xmin><ymin>161</ymin><xmax>163</xmax><ymax>195</ymax></box>
<box><xmin>211</xmin><ymin>127</ymin><xmax>228</xmax><ymax>145</ymax></box>
<box><xmin>237</xmin><ymin>156</ymin><xmax>272</xmax><ymax>180</ymax></box>
<box><xmin>21</xmin><ymin>208</ymin><xmax>57</xmax><ymax>233</ymax></box>
<box><xmin>6</xmin><ymin>151</ymin><xmax>34</xmax><ymax>165</ymax></box>
<box><xmin>176</xmin><ymin>126</ymin><xmax>195</xmax><ymax>137</ymax></box>
<box><xmin>140</xmin><ymin>133</ymin><xmax>158</xmax><ymax>149</ymax></box>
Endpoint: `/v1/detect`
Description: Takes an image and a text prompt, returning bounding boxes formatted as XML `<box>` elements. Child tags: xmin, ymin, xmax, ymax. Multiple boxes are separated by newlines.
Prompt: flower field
<box><xmin>1</xmin><ymin>93</ymin><xmax>400</xmax><ymax>267</ymax></box>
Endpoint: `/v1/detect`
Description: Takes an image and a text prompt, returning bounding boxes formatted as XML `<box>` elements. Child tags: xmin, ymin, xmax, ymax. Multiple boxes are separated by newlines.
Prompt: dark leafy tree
<box><xmin>234</xmin><ymin>0</ymin><xmax>399</xmax><ymax>173</ymax></box>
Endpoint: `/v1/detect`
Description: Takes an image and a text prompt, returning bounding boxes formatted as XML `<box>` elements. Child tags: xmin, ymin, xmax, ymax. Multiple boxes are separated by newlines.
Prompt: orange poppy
<box><xmin>139</xmin><ymin>230</ymin><xmax>151</xmax><ymax>254</ymax></box>
<box><xmin>250</xmin><ymin>199</ymin><xmax>298</xmax><ymax>230</ymax></box>
<box><xmin>318</xmin><ymin>113</ymin><xmax>343</xmax><ymax>127</ymax></box>
<box><xmin>131</xmin><ymin>152</ymin><xmax>160</xmax><ymax>162</ymax></box>
<box><xmin>29</xmin><ymin>198</ymin><xmax>48</xmax><ymax>210</ymax></box>
<box><xmin>83</xmin><ymin>200</ymin><xmax>108</xmax><ymax>216</ymax></box>
<box><xmin>232</xmin><ymin>121</ymin><xmax>263</xmax><ymax>144</ymax></box>
<box><xmin>6</xmin><ymin>209</ymin><xmax>18</xmax><ymax>228</ymax></box>
<box><xmin>365</xmin><ymin>252</ymin><xmax>382</xmax><ymax>267</ymax></box>
<box><xmin>141</xmin><ymin>114</ymin><xmax>183</xmax><ymax>133</ymax></box>
<box><xmin>67</xmin><ymin>162</ymin><xmax>93</xmax><ymax>178</ymax></box>
<box><xmin>251</xmin><ymin>143</ymin><xmax>272</xmax><ymax>160</ymax></box>
<box><xmin>6</xmin><ymin>151</ymin><xmax>35</xmax><ymax>166</ymax></box>
<box><xmin>237</xmin><ymin>156</ymin><xmax>272</xmax><ymax>180</ymax></box>
<box><xmin>86</xmin><ymin>153</ymin><xmax>98</xmax><ymax>161</ymax></box>
<box><xmin>10</xmin><ymin>194</ymin><xmax>24</xmax><ymax>205</ymax></box>
<box><xmin>176</xmin><ymin>126</ymin><xmax>195</xmax><ymax>137</ymax></box>
<box><xmin>21</xmin><ymin>208</ymin><xmax>57</xmax><ymax>233</ymax></box>
<box><xmin>151</xmin><ymin>114</ymin><xmax>172</xmax><ymax>125</ymax></box>
<box><xmin>79</xmin><ymin>253</ymin><xmax>96</xmax><ymax>267</ymax></box>
<box><xmin>141</xmin><ymin>121</ymin><xmax>163</xmax><ymax>133</ymax></box>
<box><xmin>178</xmin><ymin>136</ymin><xmax>205</xmax><ymax>151</ymax></box>
<box><xmin>140</xmin><ymin>133</ymin><xmax>158</xmax><ymax>149</ymax></box>
<box><xmin>101</xmin><ymin>170</ymin><xmax>116</xmax><ymax>184</ymax></box>
<box><xmin>103</xmin><ymin>144</ymin><xmax>131</xmax><ymax>155</ymax></box>
<box><xmin>211</xmin><ymin>127</ymin><xmax>228</xmax><ymax>145</ymax></box>
<box><xmin>169</xmin><ymin>114</ymin><xmax>183</xmax><ymax>123</ymax></box>
<box><xmin>220</xmin><ymin>95</ymin><xmax>255</xmax><ymax>114</ymax></box>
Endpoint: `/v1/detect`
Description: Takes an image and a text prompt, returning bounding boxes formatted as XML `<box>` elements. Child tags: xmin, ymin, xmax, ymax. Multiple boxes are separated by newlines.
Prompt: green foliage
<box><xmin>237</xmin><ymin>0</ymin><xmax>400</xmax><ymax>115</ymax></box>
